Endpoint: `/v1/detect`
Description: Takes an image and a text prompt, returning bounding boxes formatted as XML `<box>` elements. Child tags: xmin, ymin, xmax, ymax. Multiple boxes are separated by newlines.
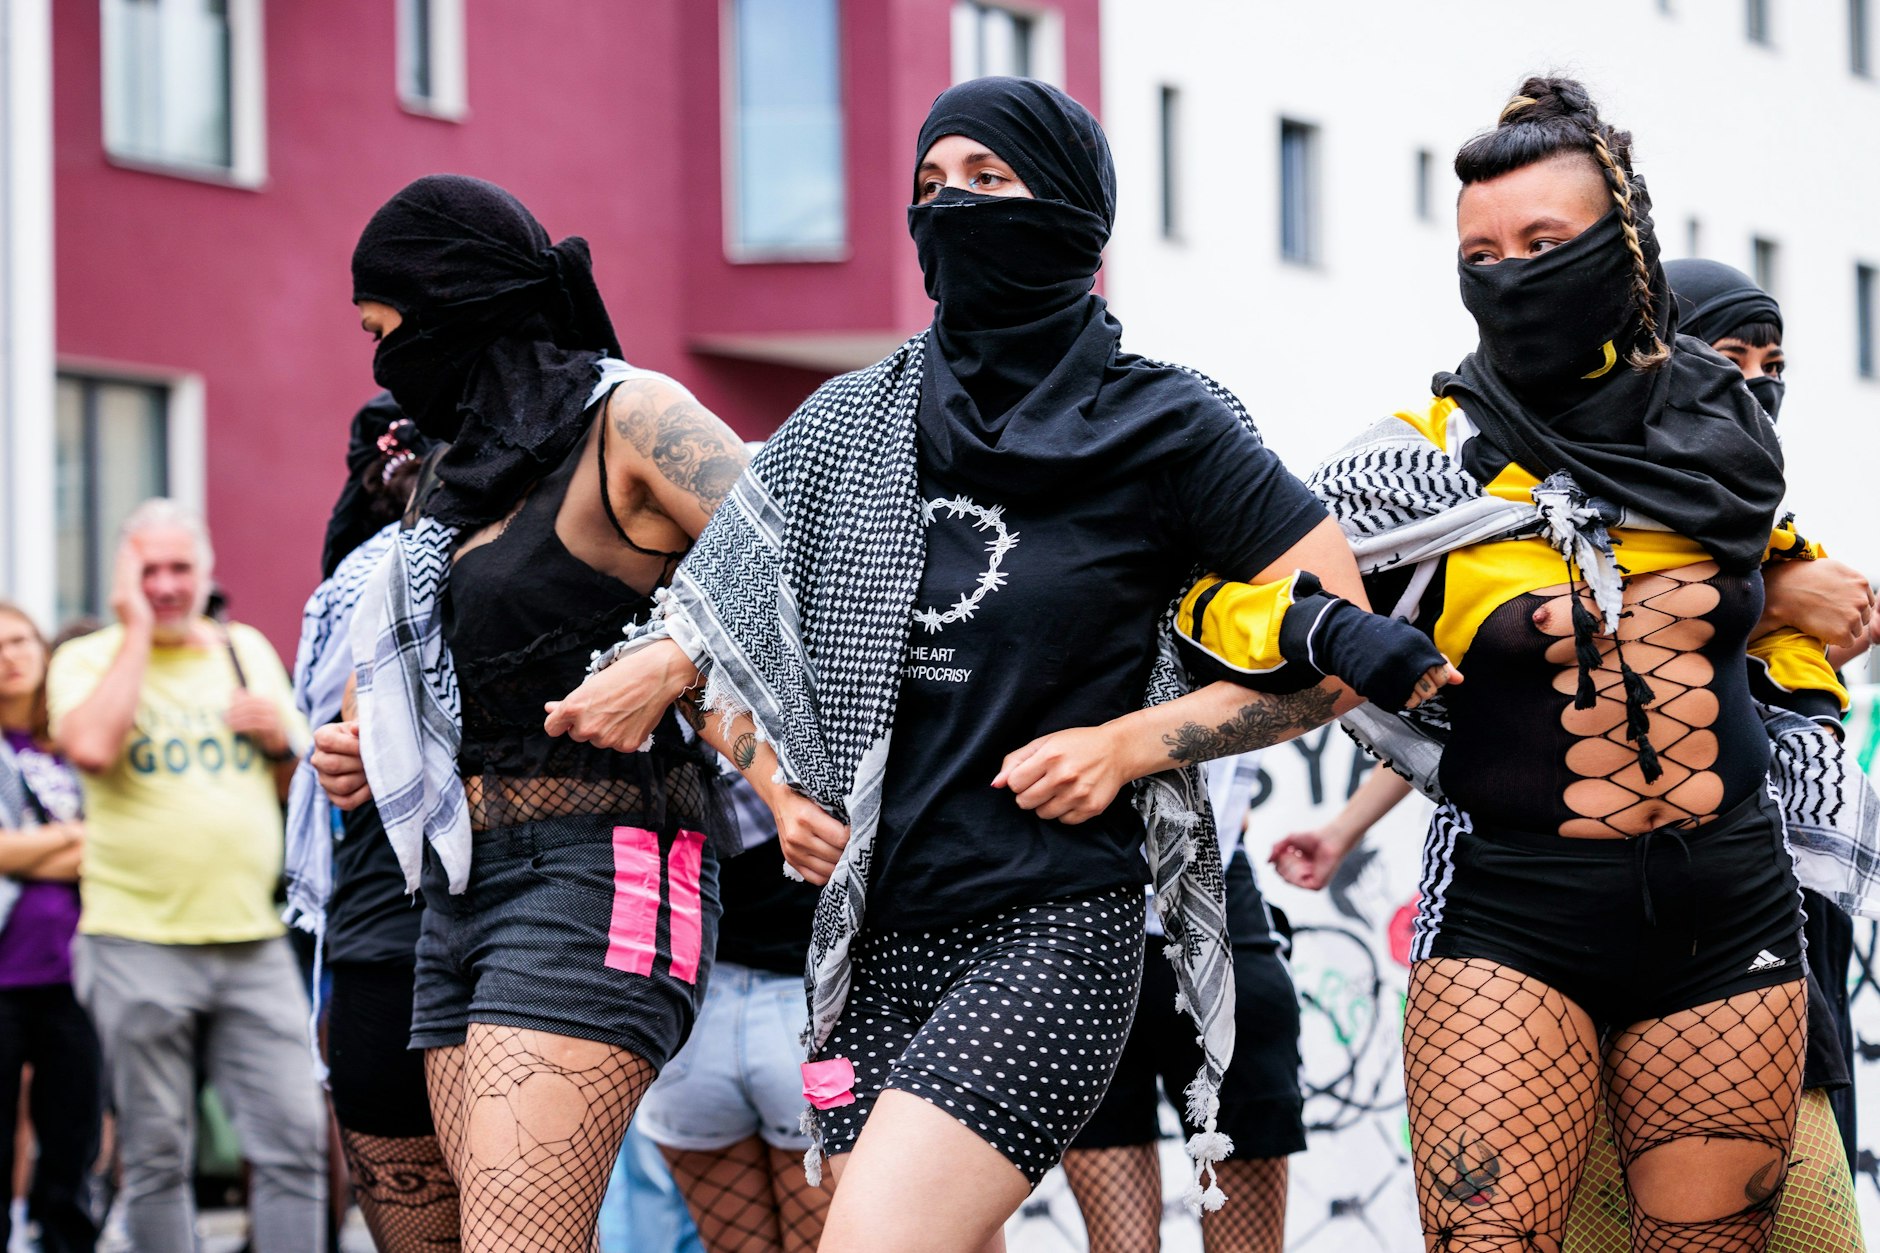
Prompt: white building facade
<box><xmin>1085</xmin><ymin>2</ymin><xmax>1880</xmax><ymax>1249</ymax></box>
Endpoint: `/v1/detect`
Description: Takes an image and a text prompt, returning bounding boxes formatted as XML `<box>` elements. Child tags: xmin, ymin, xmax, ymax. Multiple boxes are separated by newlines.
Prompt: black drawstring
<box><xmin>1632</xmin><ymin>822</ymin><xmax>1695</xmax><ymax>952</ymax></box>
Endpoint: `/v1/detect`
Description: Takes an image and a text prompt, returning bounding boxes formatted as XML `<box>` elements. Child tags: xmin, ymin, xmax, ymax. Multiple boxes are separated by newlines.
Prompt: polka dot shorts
<box><xmin>816</xmin><ymin>886</ymin><xmax>1144</xmax><ymax>1186</ymax></box>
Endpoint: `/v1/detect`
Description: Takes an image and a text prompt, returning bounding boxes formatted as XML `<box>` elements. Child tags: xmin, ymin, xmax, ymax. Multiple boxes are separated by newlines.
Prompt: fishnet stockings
<box><xmin>1540</xmin><ymin>568</ymin><xmax>1726</xmax><ymax>837</ymax></box>
<box><xmin>426</xmin><ymin>1026</ymin><xmax>653</xmax><ymax>1253</ymax></box>
<box><xmin>1204</xmin><ymin>1158</ymin><xmax>1287</xmax><ymax>1253</ymax></box>
<box><xmin>1565</xmin><ymin>1089</ymin><xmax>1862</xmax><ymax>1252</ymax></box>
<box><xmin>1407</xmin><ymin>960</ymin><xmax>1806</xmax><ymax>1252</ymax></box>
<box><xmin>1062</xmin><ymin>1145</ymin><xmax>1162</xmax><ymax>1253</ymax></box>
<box><xmin>1407</xmin><ymin>959</ymin><xmax>1603</xmax><ymax>1250</ymax></box>
<box><xmin>661</xmin><ymin>1137</ymin><xmax>830</xmax><ymax>1253</ymax></box>
<box><xmin>1603</xmin><ymin>983</ymin><xmax>1804</xmax><ymax>1251</ymax></box>
<box><xmin>337</xmin><ymin>1129</ymin><xmax>462</xmax><ymax>1252</ymax></box>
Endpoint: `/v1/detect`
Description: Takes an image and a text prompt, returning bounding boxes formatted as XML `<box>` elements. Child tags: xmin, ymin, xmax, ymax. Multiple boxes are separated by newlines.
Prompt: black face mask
<box><xmin>370</xmin><ymin>318</ymin><xmax>476</xmax><ymax>439</ymax></box>
<box><xmin>1457</xmin><ymin>208</ymin><xmax>1639</xmax><ymax>404</ymax></box>
<box><xmin>1746</xmin><ymin>372</ymin><xmax>1786</xmax><ymax>422</ymax></box>
<box><xmin>908</xmin><ymin>188</ymin><xmax>1107</xmax><ymax>330</ymax></box>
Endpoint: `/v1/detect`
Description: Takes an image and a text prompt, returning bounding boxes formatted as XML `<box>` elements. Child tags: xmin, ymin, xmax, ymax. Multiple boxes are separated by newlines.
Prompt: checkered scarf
<box><xmin>1315</xmin><ymin>410</ymin><xmax>1880</xmax><ymax>919</ymax></box>
<box><xmin>599</xmin><ymin>333</ymin><xmax>1239</xmax><ymax>1202</ymax></box>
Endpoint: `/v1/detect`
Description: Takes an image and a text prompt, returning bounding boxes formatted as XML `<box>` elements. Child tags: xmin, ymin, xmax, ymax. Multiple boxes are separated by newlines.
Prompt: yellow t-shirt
<box><xmin>47</xmin><ymin>622</ymin><xmax>310</xmax><ymax>944</ymax></box>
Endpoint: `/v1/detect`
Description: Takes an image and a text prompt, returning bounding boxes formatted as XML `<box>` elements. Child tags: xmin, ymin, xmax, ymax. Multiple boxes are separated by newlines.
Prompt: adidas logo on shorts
<box><xmin>1746</xmin><ymin>949</ymin><xmax>1786</xmax><ymax>972</ymax></box>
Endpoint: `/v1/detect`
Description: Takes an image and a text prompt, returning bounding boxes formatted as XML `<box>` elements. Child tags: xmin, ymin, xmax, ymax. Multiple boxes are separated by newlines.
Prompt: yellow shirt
<box><xmin>47</xmin><ymin>622</ymin><xmax>309</xmax><ymax>944</ymax></box>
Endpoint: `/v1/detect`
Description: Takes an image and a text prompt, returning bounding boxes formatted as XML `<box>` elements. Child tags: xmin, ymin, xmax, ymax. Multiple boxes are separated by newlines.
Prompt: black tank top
<box><xmin>1440</xmin><ymin>565</ymin><xmax>1771</xmax><ymax>836</ymax></box>
<box><xmin>440</xmin><ymin>405</ymin><xmax>728</xmax><ymax>841</ymax></box>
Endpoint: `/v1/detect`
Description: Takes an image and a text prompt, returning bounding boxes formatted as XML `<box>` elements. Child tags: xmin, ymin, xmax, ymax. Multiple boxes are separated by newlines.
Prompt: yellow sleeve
<box><xmin>44</xmin><ymin>631</ymin><xmax>111</xmax><ymax>737</ymax></box>
<box><xmin>1764</xmin><ymin>517</ymin><xmax>1828</xmax><ymax>563</ymax></box>
<box><xmin>1175</xmin><ymin>571</ymin><xmax>1321</xmax><ymax>691</ymax></box>
<box><xmin>1747</xmin><ymin>626</ymin><xmax>1849</xmax><ymax>726</ymax></box>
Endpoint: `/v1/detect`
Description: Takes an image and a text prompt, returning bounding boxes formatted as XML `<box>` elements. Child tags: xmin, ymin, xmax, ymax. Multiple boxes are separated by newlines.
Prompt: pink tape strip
<box><xmin>665</xmin><ymin>829</ymin><xmax>706</xmax><ymax>985</ymax></box>
<box><xmin>801</xmin><ymin>1057</ymin><xmax>856</xmax><ymax>1109</ymax></box>
<box><xmin>606</xmin><ymin>827</ymin><xmax>662</xmax><ymax>976</ymax></box>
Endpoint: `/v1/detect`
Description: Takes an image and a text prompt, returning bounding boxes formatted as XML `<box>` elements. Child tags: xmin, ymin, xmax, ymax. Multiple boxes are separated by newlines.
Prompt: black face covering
<box><xmin>1746</xmin><ymin>372</ymin><xmax>1786</xmax><ymax>421</ymax></box>
<box><xmin>321</xmin><ymin>392</ymin><xmax>438</xmax><ymax>578</ymax></box>
<box><xmin>1436</xmin><ymin>185</ymin><xmax>1784</xmax><ymax>573</ymax></box>
<box><xmin>352</xmin><ymin>175</ymin><xmax>622</xmax><ymax>527</ymax></box>
<box><xmin>1665</xmin><ymin>257</ymin><xmax>1786</xmax><ymax>422</ymax></box>
<box><xmin>1458</xmin><ymin>208</ymin><xmax>1639</xmax><ymax>403</ymax></box>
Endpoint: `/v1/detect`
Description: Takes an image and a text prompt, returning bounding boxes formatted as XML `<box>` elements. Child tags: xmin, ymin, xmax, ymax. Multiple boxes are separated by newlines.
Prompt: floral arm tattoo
<box><xmin>1161</xmin><ymin>686</ymin><xmax>1339</xmax><ymax>765</ymax></box>
<box><xmin>609</xmin><ymin>379</ymin><xmax>747</xmax><ymax>516</ymax></box>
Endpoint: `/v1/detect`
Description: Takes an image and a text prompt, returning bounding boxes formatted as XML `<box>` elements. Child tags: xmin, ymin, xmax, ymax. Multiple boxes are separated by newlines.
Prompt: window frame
<box><xmin>719</xmin><ymin>0</ymin><xmax>850</xmax><ymax>264</ymax></box>
<box><xmin>99</xmin><ymin>0</ymin><xmax>267</xmax><ymax>188</ymax></box>
<box><xmin>1853</xmin><ymin>0</ymin><xmax>1873</xmax><ymax>76</ymax></box>
<box><xmin>1159</xmin><ymin>84</ymin><xmax>1182</xmax><ymax>242</ymax></box>
<box><xmin>950</xmin><ymin>1</ymin><xmax>1065</xmax><ymax>86</ymax></box>
<box><xmin>1751</xmin><ymin>235</ymin><xmax>1780</xmax><ymax>298</ymax></box>
<box><xmin>1747</xmin><ymin>0</ymin><xmax>1773</xmax><ymax>45</ymax></box>
<box><xmin>1279</xmin><ymin>117</ymin><xmax>1321</xmax><ymax>267</ymax></box>
<box><xmin>1857</xmin><ymin>263</ymin><xmax>1877</xmax><ymax>380</ymax></box>
<box><xmin>398</xmin><ymin>0</ymin><xmax>468</xmax><ymax>121</ymax></box>
<box><xmin>1414</xmin><ymin>148</ymin><xmax>1435</xmax><ymax>223</ymax></box>
<box><xmin>50</xmin><ymin>365</ymin><xmax>205</xmax><ymax>624</ymax></box>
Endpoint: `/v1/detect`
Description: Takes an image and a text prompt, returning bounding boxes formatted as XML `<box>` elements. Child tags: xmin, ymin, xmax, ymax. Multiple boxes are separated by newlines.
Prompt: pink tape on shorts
<box><xmin>665</xmin><ymin>829</ymin><xmax>705</xmax><ymax>984</ymax></box>
<box><xmin>606</xmin><ymin>827</ymin><xmax>662</xmax><ymax>976</ymax></box>
<box><xmin>801</xmin><ymin>1057</ymin><xmax>856</xmax><ymax>1109</ymax></box>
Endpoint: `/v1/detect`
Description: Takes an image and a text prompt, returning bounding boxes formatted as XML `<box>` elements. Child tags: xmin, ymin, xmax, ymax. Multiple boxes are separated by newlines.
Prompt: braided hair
<box><xmin>1455</xmin><ymin>76</ymin><xmax>1671</xmax><ymax>370</ymax></box>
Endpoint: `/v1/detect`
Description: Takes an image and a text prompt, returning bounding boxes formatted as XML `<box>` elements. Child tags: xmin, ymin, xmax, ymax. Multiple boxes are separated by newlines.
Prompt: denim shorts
<box><xmin>635</xmin><ymin>961</ymin><xmax>811</xmax><ymax>1152</ymax></box>
<box><xmin>410</xmin><ymin>814</ymin><xmax>720</xmax><ymax>1067</ymax></box>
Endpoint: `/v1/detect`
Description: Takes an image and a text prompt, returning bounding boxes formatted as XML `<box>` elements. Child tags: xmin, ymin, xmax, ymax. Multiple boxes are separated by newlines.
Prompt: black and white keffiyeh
<box><xmin>597</xmin><ymin>333</ymin><xmax>1241</xmax><ymax>1204</ymax></box>
<box><xmin>1313</xmin><ymin>407</ymin><xmax>1880</xmax><ymax>918</ymax></box>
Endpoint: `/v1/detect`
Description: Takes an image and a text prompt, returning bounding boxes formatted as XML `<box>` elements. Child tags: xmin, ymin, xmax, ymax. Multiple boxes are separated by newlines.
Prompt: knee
<box><xmin>1624</xmin><ymin>1138</ymin><xmax>1787</xmax><ymax>1225</ymax></box>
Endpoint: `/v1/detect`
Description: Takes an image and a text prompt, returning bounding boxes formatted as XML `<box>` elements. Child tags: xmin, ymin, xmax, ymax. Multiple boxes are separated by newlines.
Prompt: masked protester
<box><xmin>312</xmin><ymin>175</ymin><xmax>749</xmax><ymax>1251</ymax></box>
<box><xmin>545</xmin><ymin>77</ymin><xmax>1450</xmax><ymax>1251</ymax></box>
<box><xmin>1174</xmin><ymin>77</ymin><xmax>1880</xmax><ymax>1252</ymax></box>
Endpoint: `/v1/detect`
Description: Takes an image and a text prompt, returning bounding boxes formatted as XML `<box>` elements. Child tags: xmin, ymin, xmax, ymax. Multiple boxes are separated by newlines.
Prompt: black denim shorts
<box><xmin>410</xmin><ymin>813</ymin><xmax>720</xmax><ymax>1067</ymax></box>
<box><xmin>1411</xmin><ymin>788</ymin><xmax>1804</xmax><ymax>1029</ymax></box>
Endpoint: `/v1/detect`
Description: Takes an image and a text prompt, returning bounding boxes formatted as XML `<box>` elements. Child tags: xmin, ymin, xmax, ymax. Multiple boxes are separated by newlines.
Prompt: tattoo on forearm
<box><xmin>1162</xmin><ymin>686</ymin><xmax>1337</xmax><ymax>765</ymax></box>
<box><xmin>674</xmin><ymin>693</ymin><xmax>704</xmax><ymax>731</ymax></box>
<box><xmin>1430</xmin><ymin>1130</ymin><xmax>1502</xmax><ymax>1205</ymax></box>
<box><xmin>732</xmin><ymin>731</ymin><xmax>757</xmax><ymax>771</ymax></box>
<box><xmin>611</xmin><ymin>380</ymin><xmax>745</xmax><ymax>515</ymax></box>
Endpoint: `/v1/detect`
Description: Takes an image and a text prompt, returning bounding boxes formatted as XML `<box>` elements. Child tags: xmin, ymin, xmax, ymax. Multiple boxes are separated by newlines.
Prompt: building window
<box><xmin>398</xmin><ymin>0</ymin><xmax>467</xmax><ymax>118</ymax></box>
<box><xmin>725</xmin><ymin>0</ymin><xmax>845</xmax><ymax>259</ymax></box>
<box><xmin>1159</xmin><ymin>86</ymin><xmax>1181</xmax><ymax>240</ymax></box>
<box><xmin>1414</xmin><ymin>148</ymin><xmax>1434</xmax><ymax>222</ymax></box>
<box><xmin>1747</xmin><ymin>0</ymin><xmax>1772</xmax><ymax>43</ymax></box>
<box><xmin>951</xmin><ymin>2</ymin><xmax>1065</xmax><ymax>85</ymax></box>
<box><xmin>1686</xmin><ymin>217</ymin><xmax>1703</xmax><ymax>258</ymax></box>
<box><xmin>1279</xmin><ymin>119</ymin><xmax>1319</xmax><ymax>265</ymax></box>
<box><xmin>1752</xmin><ymin>236</ymin><xmax>1779</xmax><ymax>297</ymax></box>
<box><xmin>101</xmin><ymin>0</ymin><xmax>265</xmax><ymax>184</ymax></box>
<box><xmin>1853</xmin><ymin>0</ymin><xmax>1872</xmax><ymax>75</ymax></box>
<box><xmin>1858</xmin><ymin>264</ymin><xmax>1877</xmax><ymax>379</ymax></box>
<box><xmin>54</xmin><ymin>375</ymin><xmax>172</xmax><ymax>626</ymax></box>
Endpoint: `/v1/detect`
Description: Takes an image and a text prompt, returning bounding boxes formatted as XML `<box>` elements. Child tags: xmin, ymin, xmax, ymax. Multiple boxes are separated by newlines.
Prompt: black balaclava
<box><xmin>1435</xmin><ymin>179</ymin><xmax>1784</xmax><ymax>574</ymax></box>
<box><xmin>907</xmin><ymin>77</ymin><xmax>1136</xmax><ymax>496</ymax></box>
<box><xmin>1666</xmin><ymin>258</ymin><xmax>1786</xmax><ymax>421</ymax></box>
<box><xmin>320</xmin><ymin>392</ymin><xmax>438</xmax><ymax>578</ymax></box>
<box><xmin>352</xmin><ymin>175</ymin><xmax>622</xmax><ymax>527</ymax></box>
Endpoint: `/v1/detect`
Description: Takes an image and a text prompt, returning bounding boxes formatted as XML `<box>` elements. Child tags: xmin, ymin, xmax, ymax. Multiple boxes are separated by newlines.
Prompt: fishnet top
<box><xmin>1441</xmin><ymin>562</ymin><xmax>1771</xmax><ymax>837</ymax></box>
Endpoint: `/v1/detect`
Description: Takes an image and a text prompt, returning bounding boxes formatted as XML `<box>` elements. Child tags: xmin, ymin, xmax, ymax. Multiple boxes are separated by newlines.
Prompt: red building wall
<box><xmin>53</xmin><ymin>0</ymin><xmax>1100</xmax><ymax>649</ymax></box>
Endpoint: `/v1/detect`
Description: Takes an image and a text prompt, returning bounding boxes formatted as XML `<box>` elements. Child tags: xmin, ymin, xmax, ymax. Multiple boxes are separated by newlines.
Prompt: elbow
<box><xmin>59</xmin><ymin>732</ymin><xmax>118</xmax><ymax>775</ymax></box>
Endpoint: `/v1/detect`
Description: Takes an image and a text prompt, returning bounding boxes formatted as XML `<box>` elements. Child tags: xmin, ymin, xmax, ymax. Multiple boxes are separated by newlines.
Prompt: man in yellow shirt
<box><xmin>48</xmin><ymin>499</ymin><xmax>323</xmax><ymax>1253</ymax></box>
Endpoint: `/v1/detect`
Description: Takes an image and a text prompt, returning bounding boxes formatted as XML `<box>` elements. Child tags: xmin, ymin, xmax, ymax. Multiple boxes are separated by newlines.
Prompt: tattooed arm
<box><xmin>681</xmin><ymin>701</ymin><xmax>851</xmax><ymax>885</ymax></box>
<box><xmin>993</xmin><ymin>679</ymin><xmax>1357</xmax><ymax>824</ymax></box>
<box><xmin>604</xmin><ymin>374</ymin><xmax>749</xmax><ymax>535</ymax></box>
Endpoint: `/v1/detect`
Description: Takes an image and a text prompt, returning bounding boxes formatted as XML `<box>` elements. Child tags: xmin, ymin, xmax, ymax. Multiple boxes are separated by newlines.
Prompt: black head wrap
<box><xmin>910</xmin><ymin>77</ymin><xmax>1205</xmax><ymax>497</ymax></box>
<box><xmin>1665</xmin><ymin>258</ymin><xmax>1786</xmax><ymax>420</ymax></box>
<box><xmin>351</xmin><ymin>174</ymin><xmax>622</xmax><ymax>527</ymax></box>
<box><xmin>1434</xmin><ymin>183</ymin><xmax>1783</xmax><ymax>573</ymax></box>
<box><xmin>320</xmin><ymin>392</ymin><xmax>438</xmax><ymax>578</ymax></box>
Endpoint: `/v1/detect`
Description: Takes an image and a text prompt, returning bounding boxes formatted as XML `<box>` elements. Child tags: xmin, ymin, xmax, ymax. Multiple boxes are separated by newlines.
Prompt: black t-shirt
<box><xmin>871</xmin><ymin>401</ymin><xmax>1326</xmax><ymax>931</ymax></box>
<box><xmin>327</xmin><ymin>801</ymin><xmax>424</xmax><ymax>965</ymax></box>
<box><xmin>717</xmin><ymin>839</ymin><xmax>818</xmax><ymax>976</ymax></box>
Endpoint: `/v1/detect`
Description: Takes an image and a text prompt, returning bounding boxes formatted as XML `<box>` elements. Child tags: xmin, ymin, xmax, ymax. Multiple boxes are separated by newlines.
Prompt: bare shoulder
<box><xmin>603</xmin><ymin>371</ymin><xmax>749</xmax><ymax>517</ymax></box>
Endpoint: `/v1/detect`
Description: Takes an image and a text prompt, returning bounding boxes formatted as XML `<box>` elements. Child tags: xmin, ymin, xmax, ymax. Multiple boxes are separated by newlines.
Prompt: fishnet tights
<box><xmin>337</xmin><ymin>1129</ymin><xmax>462</xmax><ymax>1252</ymax></box>
<box><xmin>662</xmin><ymin>1137</ymin><xmax>831</xmax><ymax>1253</ymax></box>
<box><xmin>1062</xmin><ymin>1144</ymin><xmax>1162</xmax><ymax>1253</ymax></box>
<box><xmin>426</xmin><ymin>1025</ymin><xmax>653</xmax><ymax>1253</ymax></box>
<box><xmin>1407</xmin><ymin>959</ymin><xmax>1804</xmax><ymax>1252</ymax></box>
<box><xmin>1565</xmin><ymin>1089</ymin><xmax>1862</xmax><ymax>1251</ymax></box>
<box><xmin>1204</xmin><ymin>1158</ymin><xmax>1287</xmax><ymax>1253</ymax></box>
<box><xmin>1061</xmin><ymin>1147</ymin><xmax>1287</xmax><ymax>1253</ymax></box>
<box><xmin>1539</xmin><ymin>568</ymin><xmax>1726</xmax><ymax>837</ymax></box>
